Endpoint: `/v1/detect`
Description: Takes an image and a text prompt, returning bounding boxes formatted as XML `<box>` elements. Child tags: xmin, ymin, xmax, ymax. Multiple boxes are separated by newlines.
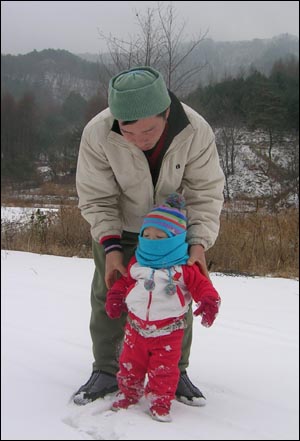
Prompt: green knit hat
<box><xmin>108</xmin><ymin>66</ymin><xmax>171</xmax><ymax>121</ymax></box>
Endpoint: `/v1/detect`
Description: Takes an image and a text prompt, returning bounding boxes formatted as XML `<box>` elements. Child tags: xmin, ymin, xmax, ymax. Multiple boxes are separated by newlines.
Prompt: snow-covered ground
<box><xmin>1</xmin><ymin>206</ymin><xmax>59</xmax><ymax>225</ymax></box>
<box><xmin>1</xmin><ymin>250</ymin><xmax>299</xmax><ymax>440</ymax></box>
<box><xmin>215</xmin><ymin>129</ymin><xmax>299</xmax><ymax>205</ymax></box>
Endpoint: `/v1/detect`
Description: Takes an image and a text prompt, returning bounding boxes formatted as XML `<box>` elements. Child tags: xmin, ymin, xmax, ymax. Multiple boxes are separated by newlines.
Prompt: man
<box><xmin>74</xmin><ymin>66</ymin><xmax>224</xmax><ymax>406</ymax></box>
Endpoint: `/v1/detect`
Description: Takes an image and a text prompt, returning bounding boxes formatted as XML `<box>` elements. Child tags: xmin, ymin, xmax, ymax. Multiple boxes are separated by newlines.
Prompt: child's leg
<box><xmin>145</xmin><ymin>329</ymin><xmax>184</xmax><ymax>418</ymax></box>
<box><xmin>112</xmin><ymin>325</ymin><xmax>148</xmax><ymax>409</ymax></box>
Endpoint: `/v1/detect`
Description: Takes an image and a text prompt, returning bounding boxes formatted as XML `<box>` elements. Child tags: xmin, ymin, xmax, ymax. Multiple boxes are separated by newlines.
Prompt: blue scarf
<box><xmin>135</xmin><ymin>232</ymin><xmax>189</xmax><ymax>269</ymax></box>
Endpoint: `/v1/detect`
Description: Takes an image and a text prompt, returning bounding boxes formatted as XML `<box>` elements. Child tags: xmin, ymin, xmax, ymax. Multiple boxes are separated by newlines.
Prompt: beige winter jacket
<box><xmin>76</xmin><ymin>103</ymin><xmax>224</xmax><ymax>250</ymax></box>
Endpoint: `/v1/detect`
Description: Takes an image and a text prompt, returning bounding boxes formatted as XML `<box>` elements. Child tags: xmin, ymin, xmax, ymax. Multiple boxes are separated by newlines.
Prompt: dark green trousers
<box><xmin>90</xmin><ymin>231</ymin><xmax>193</xmax><ymax>375</ymax></box>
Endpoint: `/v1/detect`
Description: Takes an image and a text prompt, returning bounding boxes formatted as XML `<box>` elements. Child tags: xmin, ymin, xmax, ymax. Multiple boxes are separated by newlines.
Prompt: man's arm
<box><xmin>76</xmin><ymin>127</ymin><xmax>122</xmax><ymax>243</ymax></box>
<box><xmin>183</xmin><ymin>123</ymin><xmax>224</xmax><ymax>251</ymax></box>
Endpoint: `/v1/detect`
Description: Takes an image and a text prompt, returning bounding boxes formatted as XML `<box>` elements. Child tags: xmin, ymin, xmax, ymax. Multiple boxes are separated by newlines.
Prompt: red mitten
<box><xmin>194</xmin><ymin>295</ymin><xmax>221</xmax><ymax>327</ymax></box>
<box><xmin>105</xmin><ymin>290</ymin><xmax>127</xmax><ymax>319</ymax></box>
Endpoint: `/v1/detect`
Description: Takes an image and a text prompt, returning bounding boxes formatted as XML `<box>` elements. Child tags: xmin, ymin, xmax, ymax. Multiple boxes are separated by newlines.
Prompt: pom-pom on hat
<box><xmin>108</xmin><ymin>66</ymin><xmax>171</xmax><ymax>121</ymax></box>
<box><xmin>140</xmin><ymin>193</ymin><xmax>187</xmax><ymax>237</ymax></box>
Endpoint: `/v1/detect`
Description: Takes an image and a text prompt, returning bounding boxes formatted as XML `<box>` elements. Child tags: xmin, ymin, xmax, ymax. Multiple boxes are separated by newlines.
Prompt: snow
<box><xmin>1</xmin><ymin>206</ymin><xmax>59</xmax><ymax>224</ymax></box>
<box><xmin>1</xmin><ymin>250</ymin><xmax>299</xmax><ymax>440</ymax></box>
<box><xmin>215</xmin><ymin>129</ymin><xmax>299</xmax><ymax>205</ymax></box>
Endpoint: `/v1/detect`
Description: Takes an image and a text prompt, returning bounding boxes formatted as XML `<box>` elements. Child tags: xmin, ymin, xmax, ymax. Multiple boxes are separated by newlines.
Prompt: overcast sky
<box><xmin>1</xmin><ymin>1</ymin><xmax>299</xmax><ymax>55</ymax></box>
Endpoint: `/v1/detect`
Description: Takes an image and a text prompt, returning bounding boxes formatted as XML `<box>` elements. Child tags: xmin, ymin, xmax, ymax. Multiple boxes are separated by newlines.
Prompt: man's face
<box><xmin>119</xmin><ymin>109</ymin><xmax>169</xmax><ymax>151</ymax></box>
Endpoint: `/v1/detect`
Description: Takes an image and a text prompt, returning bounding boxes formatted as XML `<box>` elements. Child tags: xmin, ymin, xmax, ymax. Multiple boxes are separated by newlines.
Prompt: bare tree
<box><xmin>157</xmin><ymin>2</ymin><xmax>208</xmax><ymax>92</ymax></box>
<box><xmin>97</xmin><ymin>1</ymin><xmax>208</xmax><ymax>96</ymax></box>
<box><xmin>134</xmin><ymin>7</ymin><xmax>163</xmax><ymax>67</ymax></box>
<box><xmin>217</xmin><ymin>126</ymin><xmax>242</xmax><ymax>201</ymax></box>
<box><xmin>219</xmin><ymin>126</ymin><xmax>241</xmax><ymax>176</ymax></box>
<box><xmin>246</xmin><ymin>133</ymin><xmax>299</xmax><ymax>212</ymax></box>
<box><xmin>97</xmin><ymin>7</ymin><xmax>163</xmax><ymax>81</ymax></box>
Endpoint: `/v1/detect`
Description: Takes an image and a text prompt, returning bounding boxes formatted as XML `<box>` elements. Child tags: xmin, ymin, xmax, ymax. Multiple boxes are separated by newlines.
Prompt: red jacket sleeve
<box><xmin>182</xmin><ymin>264</ymin><xmax>220</xmax><ymax>303</ymax></box>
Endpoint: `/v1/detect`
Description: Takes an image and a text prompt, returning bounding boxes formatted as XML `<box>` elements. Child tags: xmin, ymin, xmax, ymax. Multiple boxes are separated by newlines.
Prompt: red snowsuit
<box><xmin>106</xmin><ymin>256</ymin><xmax>220</xmax><ymax>412</ymax></box>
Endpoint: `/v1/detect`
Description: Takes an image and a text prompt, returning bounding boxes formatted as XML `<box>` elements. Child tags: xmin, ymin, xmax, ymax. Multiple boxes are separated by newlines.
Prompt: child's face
<box><xmin>142</xmin><ymin>227</ymin><xmax>168</xmax><ymax>240</ymax></box>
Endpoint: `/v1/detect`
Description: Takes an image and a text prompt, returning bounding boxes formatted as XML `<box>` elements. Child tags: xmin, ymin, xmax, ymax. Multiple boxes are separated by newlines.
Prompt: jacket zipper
<box><xmin>146</xmin><ymin>291</ymin><xmax>153</xmax><ymax>321</ymax></box>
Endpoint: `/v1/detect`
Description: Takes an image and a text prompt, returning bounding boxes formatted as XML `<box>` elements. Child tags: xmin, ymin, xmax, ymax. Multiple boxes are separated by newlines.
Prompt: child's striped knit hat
<box><xmin>140</xmin><ymin>193</ymin><xmax>187</xmax><ymax>237</ymax></box>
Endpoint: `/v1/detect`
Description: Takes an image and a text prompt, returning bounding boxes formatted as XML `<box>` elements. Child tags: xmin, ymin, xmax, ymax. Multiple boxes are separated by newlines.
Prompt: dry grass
<box><xmin>1</xmin><ymin>206</ymin><xmax>92</xmax><ymax>258</ymax></box>
<box><xmin>1</xmin><ymin>205</ymin><xmax>299</xmax><ymax>279</ymax></box>
<box><xmin>1</xmin><ymin>181</ymin><xmax>78</xmax><ymax>207</ymax></box>
<box><xmin>206</xmin><ymin>209</ymin><xmax>299</xmax><ymax>278</ymax></box>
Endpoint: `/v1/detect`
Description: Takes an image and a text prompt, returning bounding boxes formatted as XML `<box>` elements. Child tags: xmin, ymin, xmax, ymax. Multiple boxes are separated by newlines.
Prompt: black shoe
<box><xmin>175</xmin><ymin>371</ymin><xmax>206</xmax><ymax>406</ymax></box>
<box><xmin>73</xmin><ymin>370</ymin><xmax>118</xmax><ymax>405</ymax></box>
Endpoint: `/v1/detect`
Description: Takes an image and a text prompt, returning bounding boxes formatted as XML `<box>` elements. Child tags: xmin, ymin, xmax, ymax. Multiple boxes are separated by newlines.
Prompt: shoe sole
<box><xmin>176</xmin><ymin>395</ymin><xmax>206</xmax><ymax>407</ymax></box>
<box><xmin>73</xmin><ymin>387</ymin><xmax>118</xmax><ymax>405</ymax></box>
<box><xmin>73</xmin><ymin>393</ymin><xmax>92</xmax><ymax>406</ymax></box>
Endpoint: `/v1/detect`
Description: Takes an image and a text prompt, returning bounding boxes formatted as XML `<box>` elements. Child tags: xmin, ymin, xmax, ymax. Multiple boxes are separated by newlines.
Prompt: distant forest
<box><xmin>1</xmin><ymin>55</ymin><xmax>299</xmax><ymax>184</ymax></box>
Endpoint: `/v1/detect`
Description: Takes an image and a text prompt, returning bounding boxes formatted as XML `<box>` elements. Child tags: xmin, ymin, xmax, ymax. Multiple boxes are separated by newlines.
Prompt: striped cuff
<box><xmin>100</xmin><ymin>235</ymin><xmax>123</xmax><ymax>254</ymax></box>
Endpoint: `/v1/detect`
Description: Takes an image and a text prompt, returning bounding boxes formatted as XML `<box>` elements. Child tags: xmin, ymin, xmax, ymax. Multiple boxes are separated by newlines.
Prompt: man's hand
<box><xmin>187</xmin><ymin>244</ymin><xmax>210</xmax><ymax>280</ymax></box>
<box><xmin>105</xmin><ymin>251</ymin><xmax>127</xmax><ymax>289</ymax></box>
